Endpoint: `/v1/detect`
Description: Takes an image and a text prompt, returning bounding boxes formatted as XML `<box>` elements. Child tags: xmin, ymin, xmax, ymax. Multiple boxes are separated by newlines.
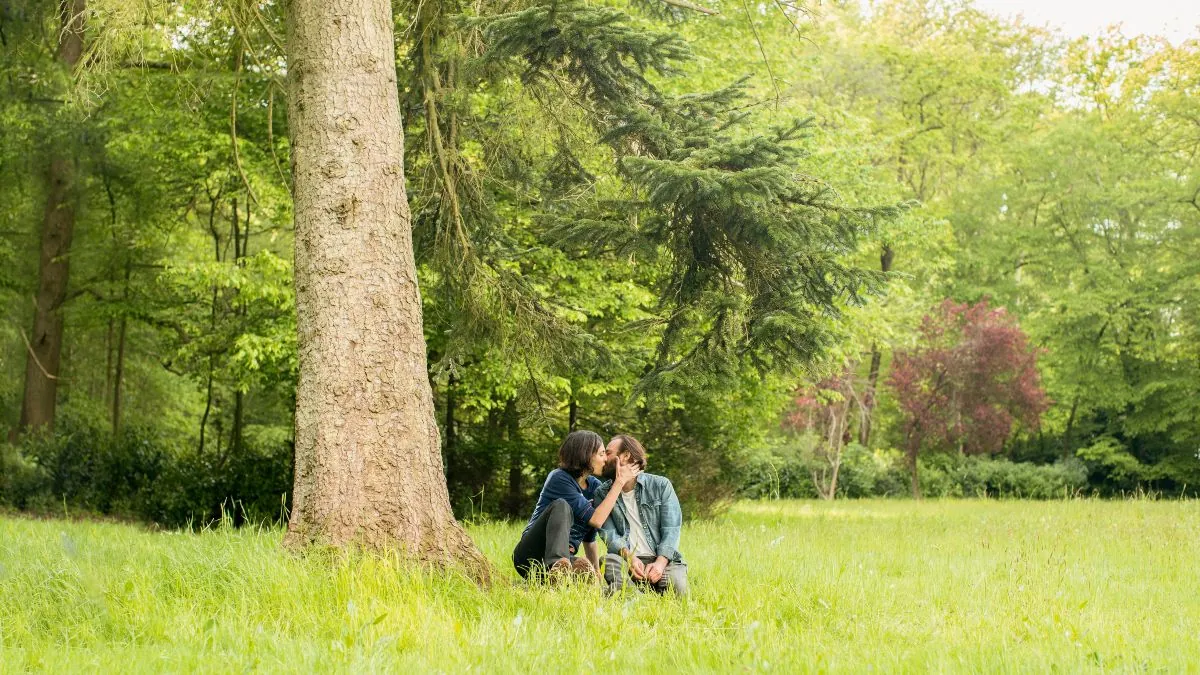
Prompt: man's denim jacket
<box><xmin>593</xmin><ymin>473</ymin><xmax>684</xmax><ymax>563</ymax></box>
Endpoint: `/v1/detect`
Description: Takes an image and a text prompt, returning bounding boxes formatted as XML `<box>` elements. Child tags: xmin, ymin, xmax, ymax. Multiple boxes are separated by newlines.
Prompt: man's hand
<box><xmin>629</xmin><ymin>556</ymin><xmax>648</xmax><ymax>580</ymax></box>
<box><xmin>621</xmin><ymin>548</ymin><xmax>648</xmax><ymax>580</ymax></box>
<box><xmin>646</xmin><ymin>556</ymin><xmax>668</xmax><ymax>584</ymax></box>
<box><xmin>614</xmin><ymin>456</ymin><xmax>641</xmax><ymax>489</ymax></box>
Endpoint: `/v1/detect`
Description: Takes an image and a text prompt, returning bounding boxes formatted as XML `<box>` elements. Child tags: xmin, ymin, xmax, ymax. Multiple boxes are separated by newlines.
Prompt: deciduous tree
<box><xmin>888</xmin><ymin>300</ymin><xmax>1048</xmax><ymax>497</ymax></box>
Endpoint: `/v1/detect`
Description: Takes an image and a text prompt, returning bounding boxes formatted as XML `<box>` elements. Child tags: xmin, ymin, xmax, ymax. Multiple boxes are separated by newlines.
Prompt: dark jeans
<box><xmin>512</xmin><ymin>498</ymin><xmax>573</xmax><ymax>579</ymax></box>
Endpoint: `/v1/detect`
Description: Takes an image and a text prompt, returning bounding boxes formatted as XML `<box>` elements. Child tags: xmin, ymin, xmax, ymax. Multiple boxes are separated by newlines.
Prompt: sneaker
<box><xmin>571</xmin><ymin>557</ymin><xmax>598</xmax><ymax>583</ymax></box>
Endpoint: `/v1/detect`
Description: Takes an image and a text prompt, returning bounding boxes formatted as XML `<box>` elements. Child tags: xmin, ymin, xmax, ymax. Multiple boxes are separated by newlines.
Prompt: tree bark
<box><xmin>111</xmin><ymin>261</ymin><xmax>130</xmax><ymax>436</ymax></box>
<box><xmin>15</xmin><ymin>0</ymin><xmax>86</xmax><ymax>437</ymax></box>
<box><xmin>283</xmin><ymin>0</ymin><xmax>489</xmax><ymax>581</ymax></box>
<box><xmin>227</xmin><ymin>196</ymin><xmax>245</xmax><ymax>457</ymax></box>
<box><xmin>906</xmin><ymin>441</ymin><xmax>921</xmax><ymax>500</ymax></box>
<box><xmin>104</xmin><ymin>316</ymin><xmax>113</xmax><ymax>406</ymax></box>
<box><xmin>1061</xmin><ymin>395</ymin><xmax>1079</xmax><ymax>460</ymax></box>
<box><xmin>198</xmin><ymin>364</ymin><xmax>214</xmax><ymax>453</ymax></box>
<box><xmin>111</xmin><ymin>311</ymin><xmax>127</xmax><ymax>436</ymax></box>
<box><xmin>858</xmin><ymin>244</ymin><xmax>894</xmax><ymax>447</ymax></box>
<box><xmin>230</xmin><ymin>390</ymin><xmax>244</xmax><ymax>456</ymax></box>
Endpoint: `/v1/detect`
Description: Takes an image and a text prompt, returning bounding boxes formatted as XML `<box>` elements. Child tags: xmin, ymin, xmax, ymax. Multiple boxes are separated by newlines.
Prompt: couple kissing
<box><xmin>511</xmin><ymin>430</ymin><xmax>688</xmax><ymax>597</ymax></box>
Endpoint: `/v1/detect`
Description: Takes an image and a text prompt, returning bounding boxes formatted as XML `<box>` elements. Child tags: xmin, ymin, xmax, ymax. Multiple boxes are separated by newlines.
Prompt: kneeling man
<box><xmin>595</xmin><ymin>434</ymin><xmax>688</xmax><ymax>597</ymax></box>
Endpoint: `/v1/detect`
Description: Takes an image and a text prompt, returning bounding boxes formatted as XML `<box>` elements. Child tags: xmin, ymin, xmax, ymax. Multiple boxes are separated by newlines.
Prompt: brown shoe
<box><xmin>547</xmin><ymin>557</ymin><xmax>573</xmax><ymax>584</ymax></box>
<box><xmin>571</xmin><ymin>557</ymin><xmax>598</xmax><ymax>583</ymax></box>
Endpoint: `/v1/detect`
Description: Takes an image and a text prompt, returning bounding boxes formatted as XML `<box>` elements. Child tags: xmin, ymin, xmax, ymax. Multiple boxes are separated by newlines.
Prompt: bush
<box><xmin>837</xmin><ymin>445</ymin><xmax>909</xmax><ymax>498</ymax></box>
<box><xmin>0</xmin><ymin>415</ymin><xmax>292</xmax><ymax>528</ymax></box>
<box><xmin>737</xmin><ymin>449</ymin><xmax>814</xmax><ymax>500</ymax></box>
<box><xmin>0</xmin><ymin>442</ymin><xmax>45</xmax><ymax>509</ymax></box>
<box><xmin>738</xmin><ymin>444</ymin><xmax>1089</xmax><ymax>500</ymax></box>
<box><xmin>952</xmin><ymin>455</ymin><xmax>1089</xmax><ymax>498</ymax></box>
<box><xmin>10</xmin><ymin>419</ymin><xmax>171</xmax><ymax>515</ymax></box>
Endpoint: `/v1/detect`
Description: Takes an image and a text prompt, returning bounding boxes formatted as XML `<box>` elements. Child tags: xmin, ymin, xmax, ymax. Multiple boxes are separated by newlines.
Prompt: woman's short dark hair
<box><xmin>610</xmin><ymin>434</ymin><xmax>647</xmax><ymax>469</ymax></box>
<box><xmin>557</xmin><ymin>430</ymin><xmax>604</xmax><ymax>478</ymax></box>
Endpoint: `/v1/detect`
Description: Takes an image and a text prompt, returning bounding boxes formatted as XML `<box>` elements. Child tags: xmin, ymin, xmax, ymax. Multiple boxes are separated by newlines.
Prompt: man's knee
<box><xmin>602</xmin><ymin>553</ymin><xmax>624</xmax><ymax>584</ymax></box>
<box><xmin>664</xmin><ymin>563</ymin><xmax>688</xmax><ymax>597</ymax></box>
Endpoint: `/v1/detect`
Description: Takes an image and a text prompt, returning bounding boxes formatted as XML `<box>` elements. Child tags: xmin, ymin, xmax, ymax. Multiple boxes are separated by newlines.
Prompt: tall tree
<box><xmin>15</xmin><ymin>0</ymin><xmax>86</xmax><ymax>436</ymax></box>
<box><xmin>281</xmin><ymin>0</ymin><xmax>488</xmax><ymax>577</ymax></box>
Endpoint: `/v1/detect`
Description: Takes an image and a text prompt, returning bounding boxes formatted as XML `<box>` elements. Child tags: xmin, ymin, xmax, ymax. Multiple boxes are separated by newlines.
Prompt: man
<box><xmin>594</xmin><ymin>434</ymin><xmax>688</xmax><ymax>597</ymax></box>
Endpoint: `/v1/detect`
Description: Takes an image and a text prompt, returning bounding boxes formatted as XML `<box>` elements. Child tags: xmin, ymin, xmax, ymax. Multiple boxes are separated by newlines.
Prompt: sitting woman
<box><xmin>512</xmin><ymin>430</ymin><xmax>638</xmax><ymax>582</ymax></box>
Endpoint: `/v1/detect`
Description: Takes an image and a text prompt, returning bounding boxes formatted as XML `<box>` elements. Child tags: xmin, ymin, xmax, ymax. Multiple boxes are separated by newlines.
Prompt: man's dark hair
<box><xmin>558</xmin><ymin>430</ymin><xmax>604</xmax><ymax>478</ymax></box>
<box><xmin>610</xmin><ymin>434</ymin><xmax>647</xmax><ymax>470</ymax></box>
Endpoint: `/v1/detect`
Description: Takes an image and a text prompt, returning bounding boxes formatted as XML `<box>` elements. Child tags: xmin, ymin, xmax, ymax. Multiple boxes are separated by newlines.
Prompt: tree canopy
<box><xmin>1</xmin><ymin>0</ymin><xmax>1198</xmax><ymax>522</ymax></box>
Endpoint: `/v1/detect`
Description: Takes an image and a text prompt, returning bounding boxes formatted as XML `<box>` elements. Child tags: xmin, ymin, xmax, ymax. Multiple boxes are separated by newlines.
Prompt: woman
<box><xmin>512</xmin><ymin>430</ymin><xmax>639</xmax><ymax>582</ymax></box>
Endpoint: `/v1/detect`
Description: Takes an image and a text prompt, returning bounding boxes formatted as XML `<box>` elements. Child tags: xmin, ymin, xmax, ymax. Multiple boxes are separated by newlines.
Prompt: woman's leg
<box><xmin>511</xmin><ymin>499</ymin><xmax>573</xmax><ymax>578</ymax></box>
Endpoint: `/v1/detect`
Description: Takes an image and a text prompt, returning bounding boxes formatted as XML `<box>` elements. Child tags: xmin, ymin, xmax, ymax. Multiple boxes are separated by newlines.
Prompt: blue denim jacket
<box><xmin>593</xmin><ymin>473</ymin><xmax>683</xmax><ymax>562</ymax></box>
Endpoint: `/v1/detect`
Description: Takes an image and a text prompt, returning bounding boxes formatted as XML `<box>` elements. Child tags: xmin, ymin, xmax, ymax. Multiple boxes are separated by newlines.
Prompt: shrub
<box><xmin>737</xmin><ymin>446</ymin><xmax>1089</xmax><ymax>500</ymax></box>
<box><xmin>952</xmin><ymin>455</ymin><xmax>1088</xmax><ymax>498</ymax></box>
<box><xmin>0</xmin><ymin>442</ymin><xmax>45</xmax><ymax>509</ymax></box>
<box><xmin>0</xmin><ymin>416</ymin><xmax>292</xmax><ymax>528</ymax></box>
<box><xmin>837</xmin><ymin>445</ymin><xmax>909</xmax><ymax>498</ymax></box>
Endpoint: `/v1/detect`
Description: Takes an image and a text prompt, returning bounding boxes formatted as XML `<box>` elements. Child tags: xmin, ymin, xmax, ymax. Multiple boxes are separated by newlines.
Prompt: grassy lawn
<box><xmin>2</xmin><ymin>499</ymin><xmax>1197</xmax><ymax>673</ymax></box>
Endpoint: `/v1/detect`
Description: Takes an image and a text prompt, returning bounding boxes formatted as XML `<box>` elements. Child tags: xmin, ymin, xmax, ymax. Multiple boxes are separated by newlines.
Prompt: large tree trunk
<box><xmin>283</xmin><ymin>0</ymin><xmax>489</xmax><ymax>581</ymax></box>
<box><xmin>858</xmin><ymin>244</ymin><xmax>894</xmax><ymax>447</ymax></box>
<box><xmin>15</xmin><ymin>0</ymin><xmax>86</xmax><ymax>437</ymax></box>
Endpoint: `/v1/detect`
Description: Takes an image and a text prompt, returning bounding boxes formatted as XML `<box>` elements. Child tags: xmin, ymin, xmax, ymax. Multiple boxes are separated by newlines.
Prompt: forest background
<box><xmin>2</xmin><ymin>0</ymin><xmax>1198</xmax><ymax>526</ymax></box>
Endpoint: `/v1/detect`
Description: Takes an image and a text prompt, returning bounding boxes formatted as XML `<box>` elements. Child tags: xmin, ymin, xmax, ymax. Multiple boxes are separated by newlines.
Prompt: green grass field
<box><xmin>2</xmin><ymin>499</ymin><xmax>1198</xmax><ymax>673</ymax></box>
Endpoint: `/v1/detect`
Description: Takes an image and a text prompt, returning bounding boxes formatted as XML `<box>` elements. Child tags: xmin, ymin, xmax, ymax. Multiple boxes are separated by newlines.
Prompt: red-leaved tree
<box><xmin>888</xmin><ymin>300</ymin><xmax>1049</xmax><ymax>498</ymax></box>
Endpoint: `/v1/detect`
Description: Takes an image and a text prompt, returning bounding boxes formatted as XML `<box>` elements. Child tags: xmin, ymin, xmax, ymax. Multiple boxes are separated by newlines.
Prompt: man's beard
<box><xmin>601</xmin><ymin>458</ymin><xmax>617</xmax><ymax>480</ymax></box>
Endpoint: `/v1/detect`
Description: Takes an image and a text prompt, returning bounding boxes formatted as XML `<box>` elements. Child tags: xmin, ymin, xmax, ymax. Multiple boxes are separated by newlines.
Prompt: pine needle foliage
<box><xmin>473</xmin><ymin>0</ymin><xmax>903</xmax><ymax>392</ymax></box>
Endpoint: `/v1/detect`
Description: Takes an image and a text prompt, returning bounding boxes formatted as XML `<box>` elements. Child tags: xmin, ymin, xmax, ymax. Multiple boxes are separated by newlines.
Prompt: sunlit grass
<box><xmin>2</xmin><ymin>499</ymin><xmax>1197</xmax><ymax>672</ymax></box>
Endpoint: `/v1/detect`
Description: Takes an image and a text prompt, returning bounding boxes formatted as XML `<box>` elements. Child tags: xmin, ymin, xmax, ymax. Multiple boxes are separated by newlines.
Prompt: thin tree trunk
<box><xmin>907</xmin><ymin>441</ymin><xmax>921</xmax><ymax>499</ymax></box>
<box><xmin>829</xmin><ymin>455</ymin><xmax>841</xmax><ymax>500</ymax></box>
<box><xmin>858</xmin><ymin>244</ymin><xmax>894</xmax><ymax>447</ymax></box>
<box><xmin>102</xmin><ymin>161</ymin><xmax>118</xmax><ymax>408</ymax></box>
<box><xmin>227</xmin><ymin>196</ymin><xmax>245</xmax><ymax>457</ymax></box>
<box><xmin>828</xmin><ymin>399</ymin><xmax>848</xmax><ymax>499</ymax></box>
<box><xmin>198</xmin><ymin>363</ymin><xmax>213</xmax><ymax>454</ymax></box>
<box><xmin>502</xmin><ymin>397</ymin><xmax>524</xmax><ymax>518</ymax></box>
<box><xmin>1062</xmin><ymin>395</ymin><xmax>1079</xmax><ymax>460</ymax></box>
<box><xmin>568</xmin><ymin>397</ymin><xmax>578</xmax><ymax>432</ymax></box>
<box><xmin>444</xmin><ymin>372</ymin><xmax>457</xmax><ymax>465</ymax></box>
<box><xmin>111</xmin><ymin>313</ymin><xmax>127</xmax><ymax>436</ymax></box>
<box><xmin>110</xmin><ymin>261</ymin><xmax>130</xmax><ymax>436</ymax></box>
<box><xmin>230</xmin><ymin>390</ymin><xmax>244</xmax><ymax>456</ymax></box>
<box><xmin>197</xmin><ymin>193</ymin><xmax>222</xmax><ymax>454</ymax></box>
<box><xmin>283</xmin><ymin>0</ymin><xmax>490</xmax><ymax>580</ymax></box>
<box><xmin>103</xmin><ymin>316</ymin><xmax>113</xmax><ymax>407</ymax></box>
